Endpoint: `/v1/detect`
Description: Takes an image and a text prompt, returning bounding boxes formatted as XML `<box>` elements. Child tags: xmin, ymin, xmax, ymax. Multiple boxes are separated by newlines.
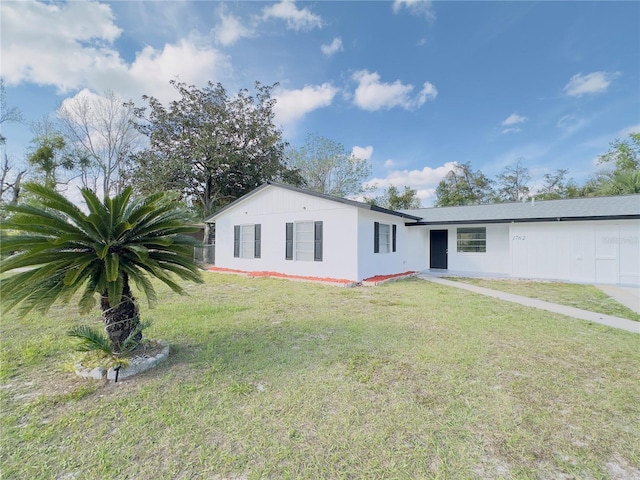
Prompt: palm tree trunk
<box><xmin>100</xmin><ymin>280</ymin><xmax>142</xmax><ymax>353</ymax></box>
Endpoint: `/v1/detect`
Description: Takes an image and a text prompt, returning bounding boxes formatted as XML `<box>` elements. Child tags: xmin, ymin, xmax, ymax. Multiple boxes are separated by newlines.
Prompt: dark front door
<box><xmin>430</xmin><ymin>230</ymin><xmax>448</xmax><ymax>269</ymax></box>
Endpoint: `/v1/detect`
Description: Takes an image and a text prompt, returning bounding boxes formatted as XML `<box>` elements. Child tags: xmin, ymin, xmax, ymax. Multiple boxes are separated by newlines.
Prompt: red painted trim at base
<box><xmin>362</xmin><ymin>271</ymin><xmax>417</xmax><ymax>287</ymax></box>
<box><xmin>362</xmin><ymin>271</ymin><xmax>416</xmax><ymax>283</ymax></box>
<box><xmin>207</xmin><ymin>267</ymin><xmax>356</xmax><ymax>285</ymax></box>
<box><xmin>207</xmin><ymin>267</ymin><xmax>417</xmax><ymax>286</ymax></box>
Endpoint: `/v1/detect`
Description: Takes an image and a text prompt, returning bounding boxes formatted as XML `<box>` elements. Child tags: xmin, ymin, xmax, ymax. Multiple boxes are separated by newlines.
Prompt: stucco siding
<box><xmin>213</xmin><ymin>187</ymin><xmax>360</xmax><ymax>280</ymax></box>
<box><xmin>424</xmin><ymin>224</ymin><xmax>511</xmax><ymax>275</ymax></box>
<box><xmin>209</xmin><ymin>184</ymin><xmax>639</xmax><ymax>286</ymax></box>
<box><xmin>405</xmin><ymin>225</ymin><xmax>429</xmax><ymax>272</ymax></box>
<box><xmin>510</xmin><ymin>220</ymin><xmax>640</xmax><ymax>285</ymax></box>
<box><xmin>356</xmin><ymin>210</ymin><xmax>422</xmax><ymax>280</ymax></box>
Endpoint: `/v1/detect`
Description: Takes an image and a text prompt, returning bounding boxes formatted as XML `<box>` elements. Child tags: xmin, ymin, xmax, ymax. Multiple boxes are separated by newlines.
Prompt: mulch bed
<box><xmin>207</xmin><ymin>267</ymin><xmax>416</xmax><ymax>286</ymax></box>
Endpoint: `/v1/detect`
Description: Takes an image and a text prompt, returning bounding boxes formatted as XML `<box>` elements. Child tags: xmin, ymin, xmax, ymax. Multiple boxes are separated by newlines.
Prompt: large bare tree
<box><xmin>0</xmin><ymin>79</ymin><xmax>24</xmax><ymax>146</ymax></box>
<box><xmin>57</xmin><ymin>89</ymin><xmax>141</xmax><ymax>197</ymax></box>
<box><xmin>0</xmin><ymin>79</ymin><xmax>26</xmax><ymax>204</ymax></box>
<box><xmin>0</xmin><ymin>154</ymin><xmax>25</xmax><ymax>205</ymax></box>
<box><xmin>287</xmin><ymin>133</ymin><xmax>372</xmax><ymax>198</ymax></box>
<box><xmin>495</xmin><ymin>158</ymin><xmax>531</xmax><ymax>202</ymax></box>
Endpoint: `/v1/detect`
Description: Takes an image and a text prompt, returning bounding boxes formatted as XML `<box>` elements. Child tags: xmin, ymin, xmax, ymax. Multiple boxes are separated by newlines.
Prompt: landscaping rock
<box><xmin>75</xmin><ymin>341</ymin><xmax>170</xmax><ymax>382</ymax></box>
<box><xmin>88</xmin><ymin>367</ymin><xmax>106</xmax><ymax>380</ymax></box>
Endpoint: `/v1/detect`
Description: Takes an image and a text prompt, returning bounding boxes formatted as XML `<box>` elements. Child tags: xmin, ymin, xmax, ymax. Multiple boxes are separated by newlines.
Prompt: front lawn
<box><xmin>1</xmin><ymin>273</ymin><xmax>639</xmax><ymax>479</ymax></box>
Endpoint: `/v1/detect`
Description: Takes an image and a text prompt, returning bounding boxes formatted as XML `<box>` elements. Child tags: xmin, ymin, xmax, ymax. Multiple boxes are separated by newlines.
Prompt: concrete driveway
<box><xmin>596</xmin><ymin>285</ymin><xmax>640</xmax><ymax>314</ymax></box>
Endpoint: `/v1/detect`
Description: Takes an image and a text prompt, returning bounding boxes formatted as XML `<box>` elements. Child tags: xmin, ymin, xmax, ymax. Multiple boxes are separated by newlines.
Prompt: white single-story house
<box><xmin>204</xmin><ymin>182</ymin><xmax>640</xmax><ymax>286</ymax></box>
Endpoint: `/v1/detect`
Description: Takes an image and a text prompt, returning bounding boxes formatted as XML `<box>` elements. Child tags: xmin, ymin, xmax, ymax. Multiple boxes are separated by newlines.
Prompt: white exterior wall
<box><xmin>214</xmin><ymin>187</ymin><xmax>360</xmax><ymax>281</ymax></box>
<box><xmin>406</xmin><ymin>224</ymin><xmax>430</xmax><ymax>272</ymax></box>
<box><xmin>425</xmin><ymin>224</ymin><xmax>511</xmax><ymax>275</ymax></box>
<box><xmin>212</xmin><ymin>185</ymin><xmax>639</xmax><ymax>286</ymax></box>
<box><xmin>510</xmin><ymin>220</ymin><xmax>640</xmax><ymax>285</ymax></box>
<box><xmin>355</xmin><ymin>210</ymin><xmax>426</xmax><ymax>280</ymax></box>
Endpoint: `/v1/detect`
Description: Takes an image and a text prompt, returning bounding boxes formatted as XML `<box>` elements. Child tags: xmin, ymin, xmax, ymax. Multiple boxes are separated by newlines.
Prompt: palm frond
<box><xmin>106</xmin><ymin>275</ymin><xmax>124</xmax><ymax>309</ymax></box>
<box><xmin>21</xmin><ymin>183</ymin><xmax>86</xmax><ymax>223</ymax></box>
<box><xmin>125</xmin><ymin>266</ymin><xmax>158</xmax><ymax>308</ymax></box>
<box><xmin>81</xmin><ymin>188</ymin><xmax>109</xmax><ymax>219</ymax></box>
<box><xmin>104</xmin><ymin>253</ymin><xmax>120</xmax><ymax>282</ymax></box>
<box><xmin>1</xmin><ymin>183</ymin><xmax>202</xmax><ymax>320</ymax></box>
<box><xmin>67</xmin><ymin>325</ymin><xmax>112</xmax><ymax>353</ymax></box>
<box><xmin>121</xmin><ymin>319</ymin><xmax>152</xmax><ymax>352</ymax></box>
<box><xmin>79</xmin><ymin>283</ymin><xmax>98</xmax><ymax>314</ymax></box>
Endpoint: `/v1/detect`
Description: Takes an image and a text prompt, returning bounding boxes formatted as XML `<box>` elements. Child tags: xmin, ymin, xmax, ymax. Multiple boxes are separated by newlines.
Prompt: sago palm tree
<box><xmin>0</xmin><ymin>183</ymin><xmax>203</xmax><ymax>353</ymax></box>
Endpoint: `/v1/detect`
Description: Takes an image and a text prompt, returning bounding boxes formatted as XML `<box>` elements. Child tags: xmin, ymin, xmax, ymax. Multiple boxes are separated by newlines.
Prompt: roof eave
<box><xmin>406</xmin><ymin>214</ymin><xmax>640</xmax><ymax>226</ymax></box>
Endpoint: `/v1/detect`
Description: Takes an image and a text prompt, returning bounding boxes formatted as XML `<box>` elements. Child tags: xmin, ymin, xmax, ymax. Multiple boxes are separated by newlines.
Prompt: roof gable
<box><xmin>204</xmin><ymin>181</ymin><xmax>423</xmax><ymax>222</ymax></box>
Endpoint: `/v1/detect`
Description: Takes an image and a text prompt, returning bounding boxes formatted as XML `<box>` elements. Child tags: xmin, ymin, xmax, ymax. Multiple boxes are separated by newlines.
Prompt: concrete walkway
<box><xmin>418</xmin><ymin>275</ymin><xmax>640</xmax><ymax>334</ymax></box>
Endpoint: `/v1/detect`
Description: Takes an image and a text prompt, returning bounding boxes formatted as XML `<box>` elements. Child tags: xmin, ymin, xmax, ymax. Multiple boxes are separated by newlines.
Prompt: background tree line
<box><xmin>1</xmin><ymin>78</ymin><xmax>638</xmax><ymax>217</ymax></box>
<box><xmin>434</xmin><ymin>134</ymin><xmax>640</xmax><ymax>207</ymax></box>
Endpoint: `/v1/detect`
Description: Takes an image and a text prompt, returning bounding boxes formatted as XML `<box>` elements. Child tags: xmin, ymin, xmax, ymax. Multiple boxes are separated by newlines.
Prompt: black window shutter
<box><xmin>392</xmin><ymin>224</ymin><xmax>397</xmax><ymax>252</ymax></box>
<box><xmin>254</xmin><ymin>224</ymin><xmax>261</xmax><ymax>258</ymax></box>
<box><xmin>374</xmin><ymin>222</ymin><xmax>380</xmax><ymax>253</ymax></box>
<box><xmin>285</xmin><ymin>223</ymin><xmax>293</xmax><ymax>260</ymax></box>
<box><xmin>314</xmin><ymin>221</ymin><xmax>323</xmax><ymax>261</ymax></box>
<box><xmin>233</xmin><ymin>225</ymin><xmax>240</xmax><ymax>258</ymax></box>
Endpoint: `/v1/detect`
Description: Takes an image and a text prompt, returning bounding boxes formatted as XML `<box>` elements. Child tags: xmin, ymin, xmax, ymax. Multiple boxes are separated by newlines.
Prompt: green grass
<box><xmin>1</xmin><ymin>273</ymin><xmax>639</xmax><ymax>479</ymax></box>
<box><xmin>445</xmin><ymin>277</ymin><xmax>640</xmax><ymax>321</ymax></box>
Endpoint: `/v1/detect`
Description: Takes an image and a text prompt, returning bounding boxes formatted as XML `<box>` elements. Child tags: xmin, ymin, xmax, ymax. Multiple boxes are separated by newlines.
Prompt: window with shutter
<box><xmin>314</xmin><ymin>221</ymin><xmax>323</xmax><ymax>261</ymax></box>
<box><xmin>285</xmin><ymin>223</ymin><xmax>293</xmax><ymax>260</ymax></box>
<box><xmin>374</xmin><ymin>222</ymin><xmax>380</xmax><ymax>253</ymax></box>
<box><xmin>374</xmin><ymin>222</ymin><xmax>394</xmax><ymax>254</ymax></box>
<box><xmin>295</xmin><ymin>221</ymin><xmax>314</xmax><ymax>261</ymax></box>
<box><xmin>254</xmin><ymin>224</ymin><xmax>261</xmax><ymax>258</ymax></box>
<box><xmin>235</xmin><ymin>224</ymin><xmax>260</xmax><ymax>258</ymax></box>
<box><xmin>286</xmin><ymin>221</ymin><xmax>323</xmax><ymax>261</ymax></box>
<box><xmin>233</xmin><ymin>225</ymin><xmax>240</xmax><ymax>258</ymax></box>
<box><xmin>392</xmin><ymin>224</ymin><xmax>397</xmax><ymax>252</ymax></box>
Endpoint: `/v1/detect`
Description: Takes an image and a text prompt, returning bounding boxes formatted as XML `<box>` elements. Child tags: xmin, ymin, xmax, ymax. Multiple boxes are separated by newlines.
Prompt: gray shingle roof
<box><xmin>402</xmin><ymin>195</ymin><xmax>640</xmax><ymax>225</ymax></box>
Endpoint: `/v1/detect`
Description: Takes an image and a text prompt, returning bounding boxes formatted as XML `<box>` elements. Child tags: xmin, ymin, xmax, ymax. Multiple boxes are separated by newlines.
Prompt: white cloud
<box><xmin>321</xmin><ymin>37</ymin><xmax>343</xmax><ymax>57</ymax></box>
<box><xmin>618</xmin><ymin>124</ymin><xmax>640</xmax><ymax>137</ymax></box>
<box><xmin>563</xmin><ymin>71</ymin><xmax>620</xmax><ymax>97</ymax></box>
<box><xmin>492</xmin><ymin>144</ymin><xmax>550</xmax><ymax>172</ymax></box>
<box><xmin>556</xmin><ymin>114</ymin><xmax>589</xmax><ymax>135</ymax></box>
<box><xmin>262</xmin><ymin>0</ymin><xmax>322</xmax><ymax>31</ymax></box>
<box><xmin>352</xmin><ymin>70</ymin><xmax>437</xmax><ymax>111</ymax></box>
<box><xmin>578</xmin><ymin>124</ymin><xmax>640</xmax><ymax>151</ymax></box>
<box><xmin>384</xmin><ymin>159</ymin><xmax>396</xmax><ymax>169</ymax></box>
<box><xmin>273</xmin><ymin>83</ymin><xmax>338</xmax><ymax>125</ymax></box>
<box><xmin>1</xmin><ymin>0</ymin><xmax>229</xmax><ymax>104</ymax></box>
<box><xmin>501</xmin><ymin>127</ymin><xmax>522</xmax><ymax>134</ymax></box>
<box><xmin>502</xmin><ymin>113</ymin><xmax>527</xmax><ymax>126</ymax></box>
<box><xmin>365</xmin><ymin>162</ymin><xmax>455</xmax><ymax>189</ymax></box>
<box><xmin>120</xmin><ymin>39</ymin><xmax>229</xmax><ymax>103</ymax></box>
<box><xmin>1</xmin><ymin>0</ymin><xmax>121</xmax><ymax>90</ymax></box>
<box><xmin>352</xmin><ymin>145</ymin><xmax>373</xmax><ymax>160</ymax></box>
<box><xmin>213</xmin><ymin>8</ymin><xmax>253</xmax><ymax>46</ymax></box>
<box><xmin>392</xmin><ymin>0</ymin><xmax>436</xmax><ymax>21</ymax></box>
<box><xmin>365</xmin><ymin>162</ymin><xmax>455</xmax><ymax>206</ymax></box>
<box><xmin>415</xmin><ymin>188</ymin><xmax>437</xmax><ymax>205</ymax></box>
<box><xmin>417</xmin><ymin>82</ymin><xmax>438</xmax><ymax>105</ymax></box>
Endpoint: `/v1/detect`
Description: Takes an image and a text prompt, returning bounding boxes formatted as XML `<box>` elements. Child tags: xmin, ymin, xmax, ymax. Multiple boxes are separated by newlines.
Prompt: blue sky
<box><xmin>2</xmin><ymin>0</ymin><xmax>639</xmax><ymax>206</ymax></box>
